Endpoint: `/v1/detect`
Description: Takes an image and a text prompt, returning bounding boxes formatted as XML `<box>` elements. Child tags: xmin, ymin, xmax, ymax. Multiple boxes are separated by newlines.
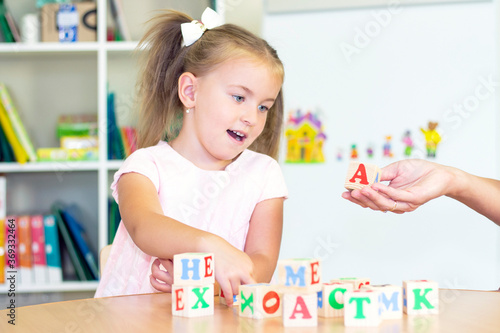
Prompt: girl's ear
<box><xmin>178</xmin><ymin>72</ymin><xmax>197</xmax><ymax>108</ymax></box>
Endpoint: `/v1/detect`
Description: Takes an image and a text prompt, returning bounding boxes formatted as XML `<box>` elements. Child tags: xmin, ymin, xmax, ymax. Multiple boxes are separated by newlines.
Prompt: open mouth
<box><xmin>227</xmin><ymin>129</ymin><xmax>246</xmax><ymax>142</ymax></box>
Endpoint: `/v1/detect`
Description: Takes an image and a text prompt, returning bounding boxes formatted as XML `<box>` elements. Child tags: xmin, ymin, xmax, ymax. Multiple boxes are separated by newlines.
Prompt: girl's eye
<box><xmin>233</xmin><ymin>95</ymin><xmax>244</xmax><ymax>103</ymax></box>
<box><xmin>258</xmin><ymin>105</ymin><xmax>269</xmax><ymax>112</ymax></box>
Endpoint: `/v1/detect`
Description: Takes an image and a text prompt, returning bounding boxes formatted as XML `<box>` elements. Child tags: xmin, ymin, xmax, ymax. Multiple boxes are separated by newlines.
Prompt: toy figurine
<box><xmin>350</xmin><ymin>144</ymin><xmax>358</xmax><ymax>159</ymax></box>
<box><xmin>366</xmin><ymin>144</ymin><xmax>374</xmax><ymax>158</ymax></box>
<box><xmin>383</xmin><ymin>136</ymin><xmax>393</xmax><ymax>158</ymax></box>
<box><xmin>336</xmin><ymin>148</ymin><xmax>343</xmax><ymax>161</ymax></box>
<box><xmin>402</xmin><ymin>130</ymin><xmax>413</xmax><ymax>158</ymax></box>
<box><xmin>420</xmin><ymin>122</ymin><xmax>441</xmax><ymax>158</ymax></box>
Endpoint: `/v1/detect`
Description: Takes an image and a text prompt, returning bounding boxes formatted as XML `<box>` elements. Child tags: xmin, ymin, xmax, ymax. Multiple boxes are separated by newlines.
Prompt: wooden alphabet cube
<box><xmin>173</xmin><ymin>252</ymin><xmax>214</xmax><ymax>285</ymax></box>
<box><xmin>278</xmin><ymin>258</ymin><xmax>321</xmax><ymax>291</ymax></box>
<box><xmin>283</xmin><ymin>292</ymin><xmax>318</xmax><ymax>327</ymax></box>
<box><xmin>318</xmin><ymin>282</ymin><xmax>354</xmax><ymax>318</ymax></box>
<box><xmin>344</xmin><ymin>290</ymin><xmax>382</xmax><ymax>327</ymax></box>
<box><xmin>361</xmin><ymin>284</ymin><xmax>403</xmax><ymax>319</ymax></box>
<box><xmin>172</xmin><ymin>284</ymin><xmax>214</xmax><ymax>317</ymax></box>
<box><xmin>403</xmin><ymin>280</ymin><xmax>439</xmax><ymax>315</ymax></box>
<box><xmin>345</xmin><ymin>162</ymin><xmax>381</xmax><ymax>191</ymax></box>
<box><xmin>239</xmin><ymin>283</ymin><xmax>282</xmax><ymax>319</ymax></box>
<box><xmin>330</xmin><ymin>277</ymin><xmax>370</xmax><ymax>290</ymax></box>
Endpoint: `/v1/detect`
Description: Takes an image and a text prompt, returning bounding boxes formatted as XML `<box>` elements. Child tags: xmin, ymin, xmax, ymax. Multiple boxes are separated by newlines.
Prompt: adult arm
<box><xmin>342</xmin><ymin>159</ymin><xmax>500</xmax><ymax>226</ymax></box>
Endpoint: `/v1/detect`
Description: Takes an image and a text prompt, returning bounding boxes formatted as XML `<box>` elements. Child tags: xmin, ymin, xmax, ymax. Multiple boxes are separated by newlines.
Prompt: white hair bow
<box><xmin>181</xmin><ymin>7</ymin><xmax>223</xmax><ymax>47</ymax></box>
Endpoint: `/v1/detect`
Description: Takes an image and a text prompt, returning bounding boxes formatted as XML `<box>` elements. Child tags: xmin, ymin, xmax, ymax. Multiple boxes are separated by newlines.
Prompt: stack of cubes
<box><xmin>171</xmin><ymin>253</ymin><xmax>215</xmax><ymax>317</ymax></box>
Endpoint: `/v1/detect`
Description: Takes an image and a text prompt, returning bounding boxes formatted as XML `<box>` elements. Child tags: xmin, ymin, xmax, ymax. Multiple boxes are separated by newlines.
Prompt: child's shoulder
<box><xmin>127</xmin><ymin>141</ymin><xmax>171</xmax><ymax>159</ymax></box>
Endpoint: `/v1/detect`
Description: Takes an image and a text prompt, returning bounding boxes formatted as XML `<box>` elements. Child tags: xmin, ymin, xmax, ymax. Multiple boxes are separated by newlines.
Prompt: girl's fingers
<box><xmin>218</xmin><ymin>279</ymin><xmax>234</xmax><ymax>306</ymax></box>
<box><xmin>151</xmin><ymin>258</ymin><xmax>173</xmax><ymax>285</ymax></box>
<box><xmin>150</xmin><ymin>274</ymin><xmax>172</xmax><ymax>292</ymax></box>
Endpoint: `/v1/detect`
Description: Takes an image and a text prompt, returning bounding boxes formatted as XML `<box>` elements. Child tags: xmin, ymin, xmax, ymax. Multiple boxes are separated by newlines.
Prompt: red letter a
<box><xmin>290</xmin><ymin>296</ymin><xmax>312</xmax><ymax>319</ymax></box>
<box><xmin>349</xmin><ymin>164</ymin><xmax>369</xmax><ymax>185</ymax></box>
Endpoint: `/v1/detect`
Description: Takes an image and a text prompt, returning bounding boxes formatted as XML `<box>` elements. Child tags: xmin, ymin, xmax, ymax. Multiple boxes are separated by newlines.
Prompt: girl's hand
<box><xmin>150</xmin><ymin>258</ymin><xmax>174</xmax><ymax>292</ymax></box>
<box><xmin>204</xmin><ymin>235</ymin><xmax>256</xmax><ymax>306</ymax></box>
<box><xmin>342</xmin><ymin>159</ymin><xmax>453</xmax><ymax>213</ymax></box>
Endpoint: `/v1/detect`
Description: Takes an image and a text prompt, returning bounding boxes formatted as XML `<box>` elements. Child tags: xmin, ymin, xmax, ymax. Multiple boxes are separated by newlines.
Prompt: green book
<box><xmin>0</xmin><ymin>120</ymin><xmax>14</xmax><ymax>162</ymax></box>
<box><xmin>0</xmin><ymin>2</ymin><xmax>14</xmax><ymax>43</ymax></box>
<box><xmin>52</xmin><ymin>203</ymin><xmax>94</xmax><ymax>281</ymax></box>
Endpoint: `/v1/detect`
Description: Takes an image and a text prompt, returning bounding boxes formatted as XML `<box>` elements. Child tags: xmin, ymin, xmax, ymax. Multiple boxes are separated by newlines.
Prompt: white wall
<box><xmin>264</xmin><ymin>1</ymin><xmax>500</xmax><ymax>290</ymax></box>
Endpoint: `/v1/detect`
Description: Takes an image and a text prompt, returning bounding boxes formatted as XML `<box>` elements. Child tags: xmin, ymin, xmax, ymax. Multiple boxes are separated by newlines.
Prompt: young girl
<box><xmin>95</xmin><ymin>8</ymin><xmax>287</xmax><ymax>305</ymax></box>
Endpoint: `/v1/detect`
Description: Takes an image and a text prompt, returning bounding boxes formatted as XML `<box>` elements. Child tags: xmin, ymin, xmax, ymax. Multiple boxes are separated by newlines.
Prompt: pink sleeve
<box><xmin>258</xmin><ymin>159</ymin><xmax>288</xmax><ymax>202</ymax></box>
<box><xmin>110</xmin><ymin>149</ymin><xmax>160</xmax><ymax>204</ymax></box>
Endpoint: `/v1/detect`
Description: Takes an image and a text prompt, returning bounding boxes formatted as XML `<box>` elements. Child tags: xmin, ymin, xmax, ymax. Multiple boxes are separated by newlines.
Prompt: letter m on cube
<box><xmin>278</xmin><ymin>258</ymin><xmax>321</xmax><ymax>290</ymax></box>
<box><xmin>173</xmin><ymin>253</ymin><xmax>215</xmax><ymax>285</ymax></box>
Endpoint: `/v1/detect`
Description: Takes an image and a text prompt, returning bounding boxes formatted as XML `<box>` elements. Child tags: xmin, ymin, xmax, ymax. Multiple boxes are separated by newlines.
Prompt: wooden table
<box><xmin>2</xmin><ymin>289</ymin><xmax>499</xmax><ymax>332</ymax></box>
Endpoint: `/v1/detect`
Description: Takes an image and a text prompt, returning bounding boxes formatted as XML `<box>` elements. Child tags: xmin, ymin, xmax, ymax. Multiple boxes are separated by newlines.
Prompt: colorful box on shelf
<box><xmin>37</xmin><ymin>147</ymin><xmax>98</xmax><ymax>161</ymax></box>
<box><xmin>61</xmin><ymin>136</ymin><xmax>98</xmax><ymax>149</ymax></box>
<box><xmin>56</xmin><ymin>114</ymin><xmax>98</xmax><ymax>138</ymax></box>
<box><xmin>41</xmin><ymin>3</ymin><xmax>97</xmax><ymax>42</ymax></box>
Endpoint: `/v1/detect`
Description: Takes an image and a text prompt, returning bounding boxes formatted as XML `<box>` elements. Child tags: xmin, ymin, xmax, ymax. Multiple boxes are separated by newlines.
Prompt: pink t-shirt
<box><xmin>95</xmin><ymin>141</ymin><xmax>287</xmax><ymax>297</ymax></box>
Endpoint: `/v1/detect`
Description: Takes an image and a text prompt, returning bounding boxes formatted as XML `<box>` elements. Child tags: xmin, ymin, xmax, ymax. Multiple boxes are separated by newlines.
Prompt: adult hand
<box><xmin>342</xmin><ymin>159</ymin><xmax>453</xmax><ymax>213</ymax></box>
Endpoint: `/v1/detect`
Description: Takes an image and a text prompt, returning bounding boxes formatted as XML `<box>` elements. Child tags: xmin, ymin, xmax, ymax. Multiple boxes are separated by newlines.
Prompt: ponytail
<box><xmin>136</xmin><ymin>10</ymin><xmax>191</xmax><ymax>148</ymax></box>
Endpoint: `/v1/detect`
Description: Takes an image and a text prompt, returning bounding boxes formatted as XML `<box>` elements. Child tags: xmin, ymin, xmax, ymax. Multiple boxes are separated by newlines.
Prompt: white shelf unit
<box><xmin>0</xmin><ymin>0</ymin><xmax>212</xmax><ymax>293</ymax></box>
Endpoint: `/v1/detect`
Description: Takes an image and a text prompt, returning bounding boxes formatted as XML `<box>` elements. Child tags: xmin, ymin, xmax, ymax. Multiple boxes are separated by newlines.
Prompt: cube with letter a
<box><xmin>239</xmin><ymin>283</ymin><xmax>282</xmax><ymax>319</ymax></box>
<box><xmin>344</xmin><ymin>289</ymin><xmax>382</xmax><ymax>327</ymax></box>
<box><xmin>318</xmin><ymin>282</ymin><xmax>354</xmax><ymax>318</ymax></box>
<box><xmin>283</xmin><ymin>292</ymin><xmax>318</xmax><ymax>327</ymax></box>
<box><xmin>278</xmin><ymin>258</ymin><xmax>321</xmax><ymax>291</ymax></box>
<box><xmin>173</xmin><ymin>253</ymin><xmax>214</xmax><ymax>285</ymax></box>
<box><xmin>345</xmin><ymin>162</ymin><xmax>381</xmax><ymax>191</ymax></box>
<box><xmin>172</xmin><ymin>284</ymin><xmax>214</xmax><ymax>317</ymax></box>
<box><xmin>403</xmin><ymin>280</ymin><xmax>439</xmax><ymax>315</ymax></box>
<box><xmin>361</xmin><ymin>284</ymin><xmax>403</xmax><ymax>319</ymax></box>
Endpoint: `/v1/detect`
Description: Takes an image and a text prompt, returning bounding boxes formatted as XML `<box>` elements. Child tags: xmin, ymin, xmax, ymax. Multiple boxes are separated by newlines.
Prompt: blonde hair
<box><xmin>135</xmin><ymin>10</ymin><xmax>284</xmax><ymax>159</ymax></box>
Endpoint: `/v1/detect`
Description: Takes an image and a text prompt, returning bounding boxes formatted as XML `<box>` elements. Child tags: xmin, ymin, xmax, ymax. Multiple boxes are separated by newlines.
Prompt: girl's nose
<box><xmin>241</xmin><ymin>108</ymin><xmax>258</xmax><ymax>126</ymax></box>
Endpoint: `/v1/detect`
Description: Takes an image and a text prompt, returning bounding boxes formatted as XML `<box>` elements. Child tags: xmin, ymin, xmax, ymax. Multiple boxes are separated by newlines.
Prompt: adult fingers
<box><xmin>341</xmin><ymin>191</ymin><xmax>368</xmax><ymax>208</ymax></box>
<box><xmin>371</xmin><ymin>183</ymin><xmax>417</xmax><ymax>203</ymax></box>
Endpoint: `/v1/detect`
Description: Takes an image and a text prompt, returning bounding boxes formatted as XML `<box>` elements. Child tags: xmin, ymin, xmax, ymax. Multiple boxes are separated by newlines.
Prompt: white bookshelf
<box><xmin>0</xmin><ymin>0</ymin><xmax>213</xmax><ymax>294</ymax></box>
<box><xmin>0</xmin><ymin>0</ymin><xmax>261</xmax><ymax>294</ymax></box>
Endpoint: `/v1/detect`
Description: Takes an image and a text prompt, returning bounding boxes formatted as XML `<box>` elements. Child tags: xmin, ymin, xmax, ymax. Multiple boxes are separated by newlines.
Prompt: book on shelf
<box><xmin>18</xmin><ymin>215</ymin><xmax>34</xmax><ymax>285</ymax></box>
<box><xmin>60</xmin><ymin>205</ymin><xmax>99</xmax><ymax>280</ymax></box>
<box><xmin>108</xmin><ymin>197</ymin><xmax>121</xmax><ymax>244</ymax></box>
<box><xmin>0</xmin><ymin>97</ymin><xmax>28</xmax><ymax>163</ymax></box>
<box><xmin>52</xmin><ymin>202</ymin><xmax>98</xmax><ymax>281</ymax></box>
<box><xmin>37</xmin><ymin>147</ymin><xmax>99</xmax><ymax>162</ymax></box>
<box><xmin>31</xmin><ymin>215</ymin><xmax>48</xmax><ymax>284</ymax></box>
<box><xmin>107</xmin><ymin>91</ymin><xmax>125</xmax><ymax>160</ymax></box>
<box><xmin>120</xmin><ymin>126</ymin><xmax>137</xmax><ymax>157</ymax></box>
<box><xmin>0</xmin><ymin>83</ymin><xmax>37</xmax><ymax>162</ymax></box>
<box><xmin>109</xmin><ymin>0</ymin><xmax>131</xmax><ymax>41</ymax></box>
<box><xmin>0</xmin><ymin>177</ymin><xmax>5</xmax><ymax>284</ymax></box>
<box><xmin>0</xmin><ymin>217</ymin><xmax>4</xmax><ymax>284</ymax></box>
<box><xmin>0</xmin><ymin>1</ymin><xmax>14</xmax><ymax>43</ymax></box>
<box><xmin>4</xmin><ymin>9</ymin><xmax>20</xmax><ymax>42</ymax></box>
<box><xmin>43</xmin><ymin>214</ymin><xmax>63</xmax><ymax>283</ymax></box>
<box><xmin>0</xmin><ymin>122</ymin><xmax>15</xmax><ymax>162</ymax></box>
